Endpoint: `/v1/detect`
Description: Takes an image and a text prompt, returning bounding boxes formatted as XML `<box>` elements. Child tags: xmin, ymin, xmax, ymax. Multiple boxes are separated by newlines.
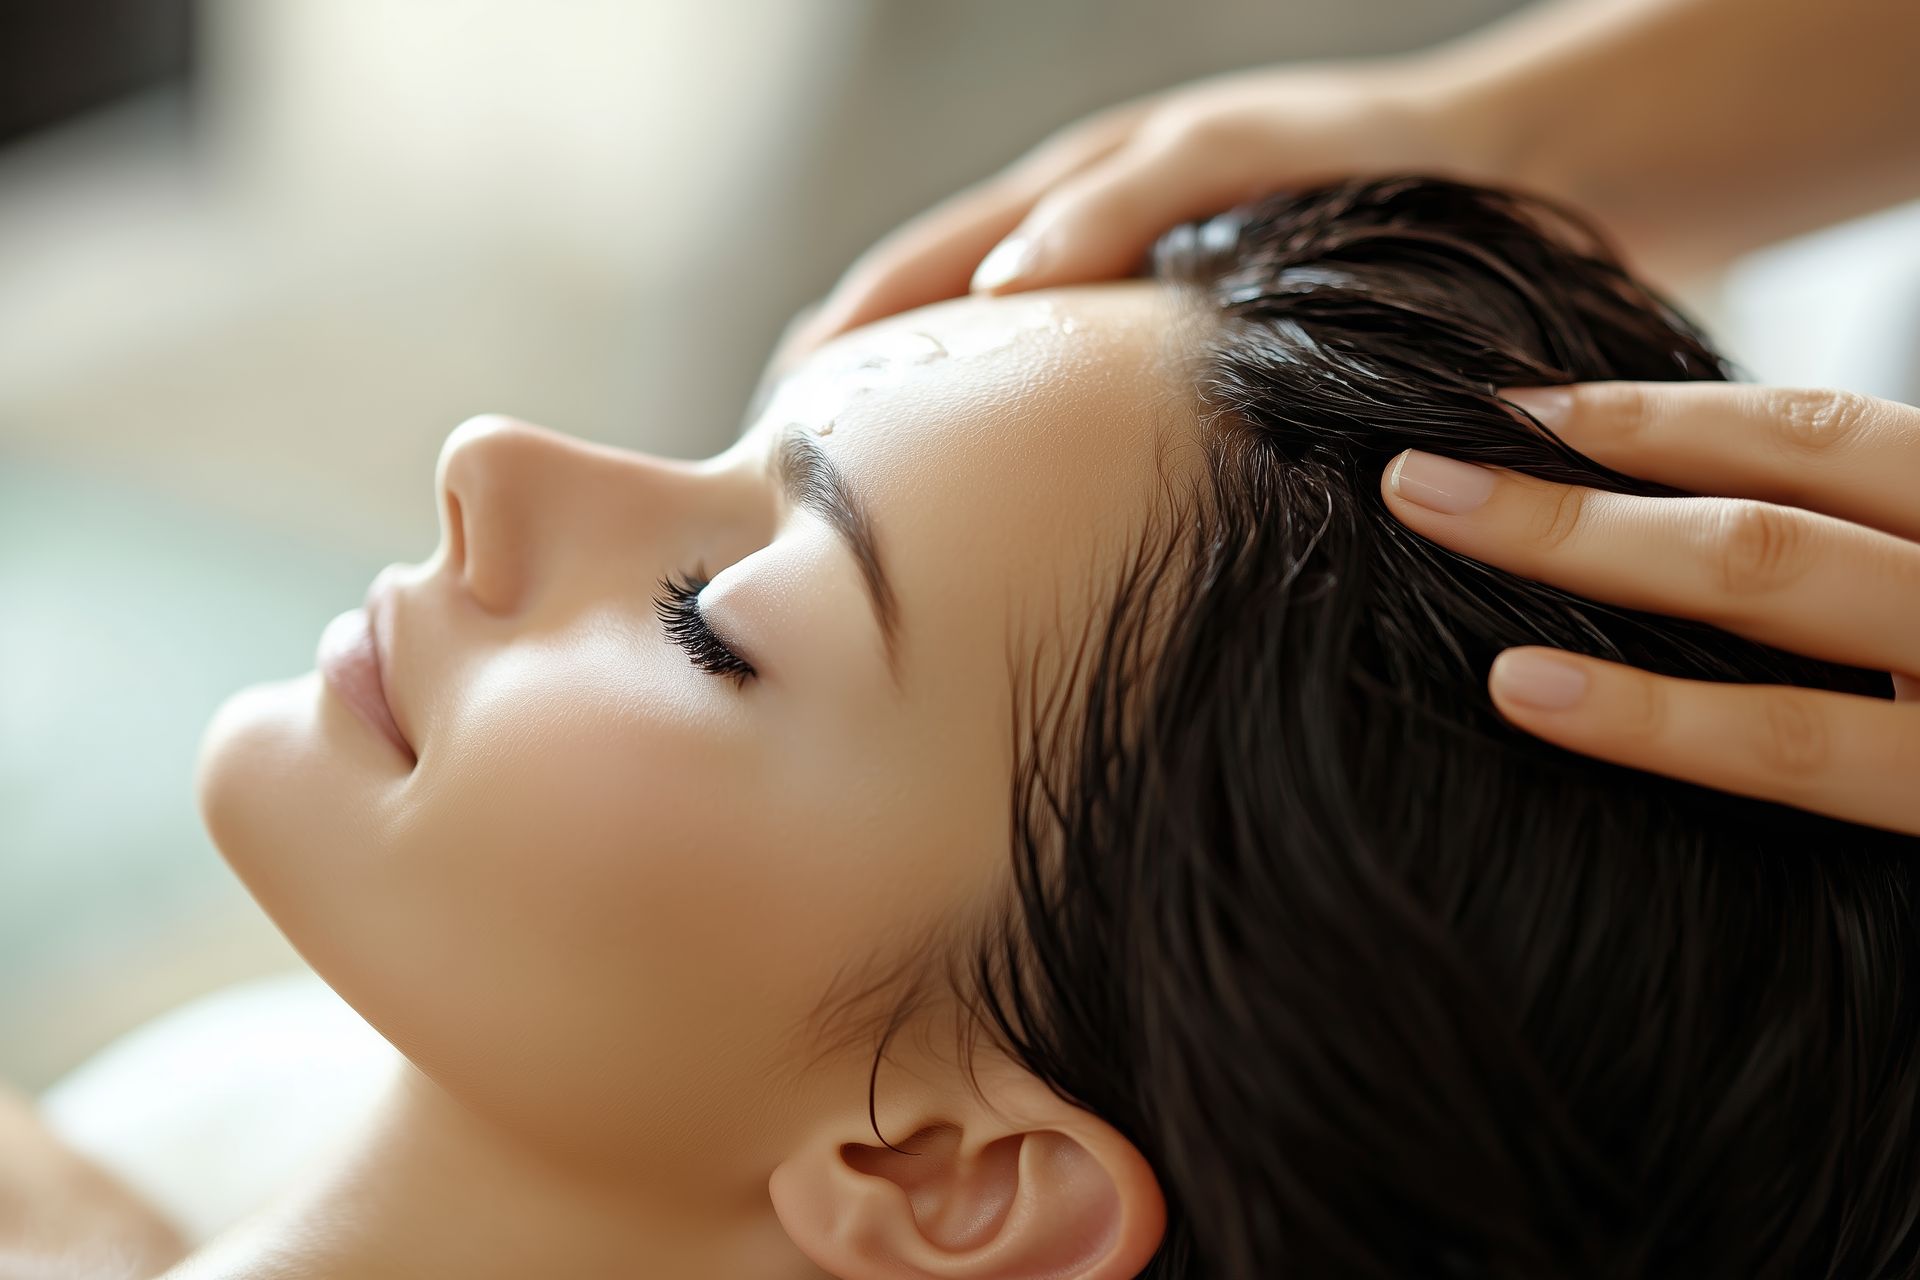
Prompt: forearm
<box><xmin>1431</xmin><ymin>0</ymin><xmax>1920</xmax><ymax>268</ymax></box>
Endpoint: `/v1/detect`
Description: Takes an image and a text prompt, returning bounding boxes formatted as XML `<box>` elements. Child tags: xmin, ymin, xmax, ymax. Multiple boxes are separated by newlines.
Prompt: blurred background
<box><xmin>4</xmin><ymin>0</ymin><xmax>1920</xmax><ymax>1102</ymax></box>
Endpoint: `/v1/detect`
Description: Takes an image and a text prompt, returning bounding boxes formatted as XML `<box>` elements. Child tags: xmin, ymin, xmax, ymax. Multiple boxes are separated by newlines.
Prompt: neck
<box><xmin>161</xmin><ymin>1063</ymin><xmax>822</xmax><ymax>1280</ymax></box>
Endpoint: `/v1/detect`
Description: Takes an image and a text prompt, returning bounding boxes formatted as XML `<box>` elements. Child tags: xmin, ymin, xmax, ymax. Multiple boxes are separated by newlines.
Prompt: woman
<box><xmin>16</xmin><ymin>178</ymin><xmax>1920</xmax><ymax>1278</ymax></box>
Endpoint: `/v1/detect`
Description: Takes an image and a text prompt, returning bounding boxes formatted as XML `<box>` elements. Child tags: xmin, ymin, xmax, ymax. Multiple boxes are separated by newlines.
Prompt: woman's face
<box><xmin>196</xmin><ymin>282</ymin><xmax>1202</xmax><ymax>1188</ymax></box>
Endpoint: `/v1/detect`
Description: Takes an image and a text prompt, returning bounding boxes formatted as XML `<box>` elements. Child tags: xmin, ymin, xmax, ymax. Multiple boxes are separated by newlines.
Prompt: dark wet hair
<box><xmin>965</xmin><ymin>177</ymin><xmax>1920</xmax><ymax>1277</ymax></box>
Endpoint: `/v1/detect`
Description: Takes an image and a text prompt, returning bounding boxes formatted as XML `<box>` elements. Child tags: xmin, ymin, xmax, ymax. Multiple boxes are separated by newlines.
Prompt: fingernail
<box><xmin>1491</xmin><ymin>649</ymin><xmax>1589</xmax><ymax>710</ymax></box>
<box><xmin>1388</xmin><ymin>449</ymin><xmax>1495</xmax><ymax>514</ymax></box>
<box><xmin>1505</xmin><ymin>386</ymin><xmax>1573</xmax><ymax>433</ymax></box>
<box><xmin>972</xmin><ymin>235</ymin><xmax>1036</xmax><ymax>292</ymax></box>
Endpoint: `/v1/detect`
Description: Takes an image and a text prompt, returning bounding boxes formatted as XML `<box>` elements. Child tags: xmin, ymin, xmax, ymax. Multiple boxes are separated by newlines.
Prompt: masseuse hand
<box><xmin>790</xmin><ymin>0</ymin><xmax>1920</xmax><ymax>358</ymax></box>
<box><xmin>791</xmin><ymin>56</ymin><xmax>1477</xmax><ymax>351</ymax></box>
<box><xmin>1381</xmin><ymin>382</ymin><xmax>1920</xmax><ymax>835</ymax></box>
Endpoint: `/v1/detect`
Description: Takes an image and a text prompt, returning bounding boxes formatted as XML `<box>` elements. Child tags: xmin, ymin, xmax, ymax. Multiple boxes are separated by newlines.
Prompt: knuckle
<box><xmin>1153</xmin><ymin>108</ymin><xmax>1246</xmax><ymax>154</ymax></box>
<box><xmin>1526</xmin><ymin>482</ymin><xmax>1590</xmax><ymax>552</ymax></box>
<box><xmin>1753</xmin><ymin>691</ymin><xmax>1831</xmax><ymax>780</ymax></box>
<box><xmin>444</xmin><ymin>413</ymin><xmax>533</xmax><ymax>457</ymax></box>
<box><xmin>1024</xmin><ymin>118</ymin><xmax>1109</xmax><ymax>173</ymax></box>
<box><xmin>1891</xmin><ymin>719</ymin><xmax>1920</xmax><ymax>783</ymax></box>
<box><xmin>1609</xmin><ymin>669</ymin><xmax>1668</xmax><ymax>744</ymax></box>
<box><xmin>1708</xmin><ymin>500</ymin><xmax>1809</xmax><ymax>598</ymax></box>
<box><xmin>1054</xmin><ymin>162</ymin><xmax>1162</xmax><ymax>243</ymax></box>
<box><xmin>1035</xmin><ymin>184</ymin><xmax>1112</xmax><ymax>245</ymax></box>
<box><xmin>1581</xmin><ymin>383</ymin><xmax>1658</xmax><ymax>446</ymax></box>
<box><xmin>1047</xmin><ymin>114</ymin><xmax>1111</xmax><ymax>154</ymax></box>
<box><xmin>1764</xmin><ymin>387</ymin><xmax>1871</xmax><ymax>459</ymax></box>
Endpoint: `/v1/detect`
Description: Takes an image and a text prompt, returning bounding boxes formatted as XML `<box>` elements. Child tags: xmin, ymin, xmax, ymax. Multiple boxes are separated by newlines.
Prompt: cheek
<box><xmin>307</xmin><ymin>622</ymin><xmax>899</xmax><ymax>1170</ymax></box>
<box><xmin>351</xmin><ymin>632</ymin><xmax>763</xmax><ymax>1123</ymax></box>
<box><xmin>202</xmin><ymin>612</ymin><xmax>1010</xmax><ymax>1175</ymax></box>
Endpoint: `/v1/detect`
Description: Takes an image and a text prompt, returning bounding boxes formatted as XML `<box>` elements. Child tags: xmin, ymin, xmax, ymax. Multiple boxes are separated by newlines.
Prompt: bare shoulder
<box><xmin>0</xmin><ymin>1084</ymin><xmax>188</xmax><ymax>1280</ymax></box>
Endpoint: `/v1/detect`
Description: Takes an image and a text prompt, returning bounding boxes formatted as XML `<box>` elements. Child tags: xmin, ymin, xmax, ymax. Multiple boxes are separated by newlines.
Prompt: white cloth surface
<box><xmin>37</xmin><ymin>969</ymin><xmax>398</xmax><ymax>1246</ymax></box>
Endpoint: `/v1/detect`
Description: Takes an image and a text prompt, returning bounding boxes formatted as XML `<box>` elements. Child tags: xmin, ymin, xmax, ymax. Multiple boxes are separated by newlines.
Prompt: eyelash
<box><xmin>652</xmin><ymin>568</ymin><xmax>757</xmax><ymax>687</ymax></box>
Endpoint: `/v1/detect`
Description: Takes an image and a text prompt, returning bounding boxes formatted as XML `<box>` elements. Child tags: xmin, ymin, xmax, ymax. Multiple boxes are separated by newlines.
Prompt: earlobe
<box><xmin>768</xmin><ymin>1072</ymin><xmax>1165</xmax><ymax>1279</ymax></box>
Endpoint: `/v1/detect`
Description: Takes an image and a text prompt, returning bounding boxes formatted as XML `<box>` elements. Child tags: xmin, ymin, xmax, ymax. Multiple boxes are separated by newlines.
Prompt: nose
<box><xmin>434</xmin><ymin>414</ymin><xmax>645</xmax><ymax>614</ymax></box>
<box><xmin>434</xmin><ymin>414</ymin><xmax>750</xmax><ymax>617</ymax></box>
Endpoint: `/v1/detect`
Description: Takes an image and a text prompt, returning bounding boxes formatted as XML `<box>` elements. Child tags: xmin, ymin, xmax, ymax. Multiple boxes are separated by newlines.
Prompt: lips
<box><xmin>317</xmin><ymin>585</ymin><xmax>416</xmax><ymax>764</ymax></box>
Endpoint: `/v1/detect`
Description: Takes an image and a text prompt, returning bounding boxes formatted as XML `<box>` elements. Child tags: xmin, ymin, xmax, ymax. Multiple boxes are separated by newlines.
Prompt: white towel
<box><xmin>37</xmin><ymin>969</ymin><xmax>397</xmax><ymax>1246</ymax></box>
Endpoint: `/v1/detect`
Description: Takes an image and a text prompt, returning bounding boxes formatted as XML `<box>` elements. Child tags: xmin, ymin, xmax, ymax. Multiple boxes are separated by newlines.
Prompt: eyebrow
<box><xmin>771</xmin><ymin>423</ymin><xmax>901</xmax><ymax>676</ymax></box>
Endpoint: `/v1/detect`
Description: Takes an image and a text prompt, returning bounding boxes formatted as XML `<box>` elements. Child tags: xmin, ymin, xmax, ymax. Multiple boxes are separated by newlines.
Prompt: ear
<box><xmin>768</xmin><ymin>1065</ymin><xmax>1164</xmax><ymax>1280</ymax></box>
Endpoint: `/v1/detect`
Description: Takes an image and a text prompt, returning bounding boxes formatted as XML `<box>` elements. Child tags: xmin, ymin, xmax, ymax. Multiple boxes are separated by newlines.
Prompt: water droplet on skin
<box><xmin>755</xmin><ymin>300</ymin><xmax>1061</xmax><ymax>429</ymax></box>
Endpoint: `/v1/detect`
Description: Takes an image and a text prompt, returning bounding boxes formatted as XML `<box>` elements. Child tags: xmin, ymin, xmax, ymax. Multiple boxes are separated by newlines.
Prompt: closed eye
<box><xmin>653</xmin><ymin>569</ymin><xmax>756</xmax><ymax>686</ymax></box>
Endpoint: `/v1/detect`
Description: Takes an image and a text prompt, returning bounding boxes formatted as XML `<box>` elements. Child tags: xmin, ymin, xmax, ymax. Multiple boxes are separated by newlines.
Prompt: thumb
<box><xmin>970</xmin><ymin>129</ymin><xmax>1333</xmax><ymax>295</ymax></box>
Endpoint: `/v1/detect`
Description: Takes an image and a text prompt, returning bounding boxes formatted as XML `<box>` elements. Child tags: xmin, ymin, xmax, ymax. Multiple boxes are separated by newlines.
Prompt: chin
<box><xmin>196</xmin><ymin>668</ymin><xmax>456</xmax><ymax>1048</ymax></box>
<box><xmin>196</xmin><ymin>670</ymin><xmax>391</xmax><ymax>955</ymax></box>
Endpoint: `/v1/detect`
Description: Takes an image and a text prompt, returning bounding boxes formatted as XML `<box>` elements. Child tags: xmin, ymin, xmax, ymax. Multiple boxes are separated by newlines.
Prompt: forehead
<box><xmin>757</xmin><ymin>282</ymin><xmax>1205</xmax><ymax>684</ymax></box>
